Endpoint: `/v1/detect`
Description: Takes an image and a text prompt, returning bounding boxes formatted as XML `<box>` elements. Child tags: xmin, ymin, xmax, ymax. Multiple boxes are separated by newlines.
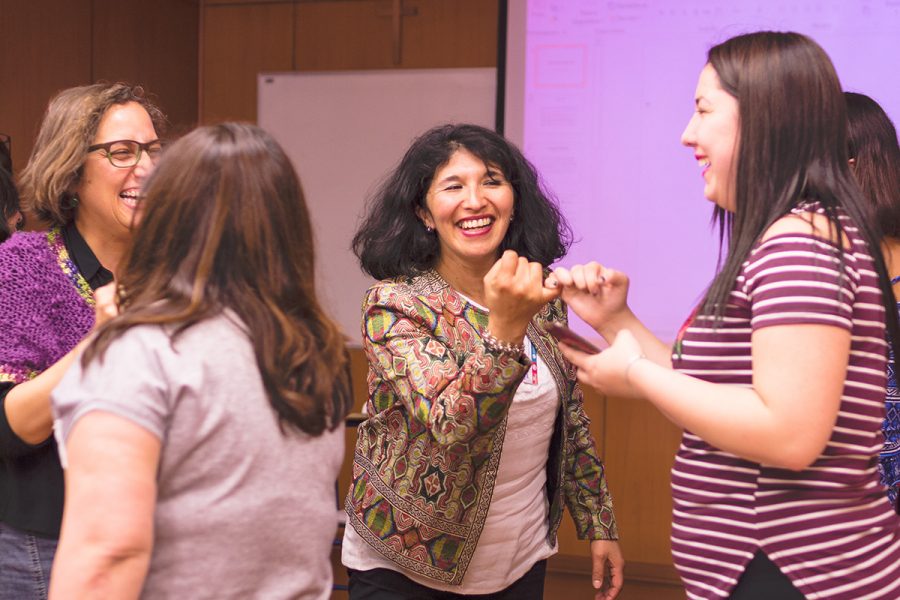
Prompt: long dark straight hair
<box><xmin>698</xmin><ymin>32</ymin><xmax>900</xmax><ymax>361</ymax></box>
<box><xmin>846</xmin><ymin>92</ymin><xmax>900</xmax><ymax>240</ymax></box>
<box><xmin>84</xmin><ymin>123</ymin><xmax>352</xmax><ymax>435</ymax></box>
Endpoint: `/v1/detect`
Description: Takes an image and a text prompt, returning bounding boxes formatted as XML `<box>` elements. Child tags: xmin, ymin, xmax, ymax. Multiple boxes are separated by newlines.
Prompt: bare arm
<box><xmin>556</xmin><ymin>213</ymin><xmax>858</xmax><ymax>469</ymax></box>
<box><xmin>49</xmin><ymin>412</ymin><xmax>160</xmax><ymax>599</ymax></box>
<box><xmin>624</xmin><ymin>323</ymin><xmax>846</xmax><ymax>469</ymax></box>
<box><xmin>4</xmin><ymin>340</ymin><xmax>90</xmax><ymax>444</ymax></box>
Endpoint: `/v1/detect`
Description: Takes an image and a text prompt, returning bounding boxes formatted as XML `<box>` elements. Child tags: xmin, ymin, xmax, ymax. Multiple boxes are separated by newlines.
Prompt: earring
<box><xmin>425</xmin><ymin>224</ymin><xmax>434</xmax><ymax>233</ymax></box>
<box><xmin>63</xmin><ymin>194</ymin><xmax>80</xmax><ymax>210</ymax></box>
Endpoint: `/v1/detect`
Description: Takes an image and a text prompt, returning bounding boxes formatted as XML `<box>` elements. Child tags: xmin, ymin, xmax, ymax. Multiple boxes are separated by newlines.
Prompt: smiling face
<box><xmin>681</xmin><ymin>64</ymin><xmax>740</xmax><ymax>211</ymax></box>
<box><xmin>74</xmin><ymin>101</ymin><xmax>159</xmax><ymax>244</ymax></box>
<box><xmin>419</xmin><ymin>148</ymin><xmax>514</xmax><ymax>278</ymax></box>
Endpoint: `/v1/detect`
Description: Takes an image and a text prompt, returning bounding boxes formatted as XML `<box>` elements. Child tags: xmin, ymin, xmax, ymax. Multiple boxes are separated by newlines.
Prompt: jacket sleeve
<box><xmin>553</xmin><ymin>305</ymin><xmax>618</xmax><ymax>540</ymax></box>
<box><xmin>562</xmin><ymin>378</ymin><xmax>618</xmax><ymax>540</ymax></box>
<box><xmin>363</xmin><ymin>283</ymin><xmax>529</xmax><ymax>446</ymax></box>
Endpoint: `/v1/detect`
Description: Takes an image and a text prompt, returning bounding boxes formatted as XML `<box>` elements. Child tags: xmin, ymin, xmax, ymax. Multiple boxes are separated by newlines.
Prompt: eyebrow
<box><xmin>435</xmin><ymin>174</ymin><xmax>462</xmax><ymax>186</ymax></box>
<box><xmin>434</xmin><ymin>167</ymin><xmax>505</xmax><ymax>187</ymax></box>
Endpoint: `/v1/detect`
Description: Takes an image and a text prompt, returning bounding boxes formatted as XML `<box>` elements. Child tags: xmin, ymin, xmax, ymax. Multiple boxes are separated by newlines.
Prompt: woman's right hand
<box><xmin>548</xmin><ymin>262</ymin><xmax>631</xmax><ymax>337</ymax></box>
<box><xmin>93</xmin><ymin>282</ymin><xmax>120</xmax><ymax>329</ymax></box>
<box><xmin>484</xmin><ymin>250</ymin><xmax>560</xmax><ymax>344</ymax></box>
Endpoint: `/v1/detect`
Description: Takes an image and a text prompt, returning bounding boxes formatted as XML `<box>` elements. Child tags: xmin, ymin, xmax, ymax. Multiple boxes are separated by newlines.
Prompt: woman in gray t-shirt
<box><xmin>49</xmin><ymin>123</ymin><xmax>353</xmax><ymax>599</ymax></box>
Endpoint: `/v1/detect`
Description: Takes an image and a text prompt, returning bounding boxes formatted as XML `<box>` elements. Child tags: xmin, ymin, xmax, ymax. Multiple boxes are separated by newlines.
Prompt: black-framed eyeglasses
<box><xmin>87</xmin><ymin>139</ymin><xmax>163</xmax><ymax>168</ymax></box>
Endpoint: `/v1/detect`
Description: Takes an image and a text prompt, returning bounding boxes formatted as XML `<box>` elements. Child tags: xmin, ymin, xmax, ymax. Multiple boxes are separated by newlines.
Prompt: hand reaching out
<box><xmin>547</xmin><ymin>262</ymin><xmax>631</xmax><ymax>338</ymax></box>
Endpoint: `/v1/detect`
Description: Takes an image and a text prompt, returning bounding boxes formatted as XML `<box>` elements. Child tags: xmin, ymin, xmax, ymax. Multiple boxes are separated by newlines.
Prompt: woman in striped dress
<box><xmin>846</xmin><ymin>91</ymin><xmax>900</xmax><ymax>513</ymax></box>
<box><xmin>547</xmin><ymin>32</ymin><xmax>900</xmax><ymax>599</ymax></box>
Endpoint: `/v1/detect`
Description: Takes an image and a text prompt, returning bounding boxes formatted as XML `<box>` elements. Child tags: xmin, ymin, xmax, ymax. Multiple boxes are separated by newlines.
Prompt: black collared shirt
<box><xmin>0</xmin><ymin>222</ymin><xmax>111</xmax><ymax>538</ymax></box>
<box><xmin>62</xmin><ymin>221</ymin><xmax>114</xmax><ymax>289</ymax></box>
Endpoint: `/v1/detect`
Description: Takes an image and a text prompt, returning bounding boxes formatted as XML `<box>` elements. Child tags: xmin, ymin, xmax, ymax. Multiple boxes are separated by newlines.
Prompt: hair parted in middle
<box><xmin>845</xmin><ymin>91</ymin><xmax>900</xmax><ymax>240</ymax></box>
<box><xmin>83</xmin><ymin>123</ymin><xmax>352</xmax><ymax>436</ymax></box>
<box><xmin>17</xmin><ymin>82</ymin><xmax>167</xmax><ymax>227</ymax></box>
<box><xmin>352</xmin><ymin>123</ymin><xmax>572</xmax><ymax>280</ymax></box>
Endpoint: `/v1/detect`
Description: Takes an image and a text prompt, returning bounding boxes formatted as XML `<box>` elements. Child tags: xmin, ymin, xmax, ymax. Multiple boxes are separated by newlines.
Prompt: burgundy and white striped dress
<box><xmin>671</xmin><ymin>205</ymin><xmax>900</xmax><ymax>599</ymax></box>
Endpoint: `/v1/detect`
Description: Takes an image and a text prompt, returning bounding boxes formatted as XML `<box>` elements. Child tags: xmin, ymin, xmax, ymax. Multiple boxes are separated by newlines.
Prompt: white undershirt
<box><xmin>342</xmin><ymin>335</ymin><xmax>561</xmax><ymax>593</ymax></box>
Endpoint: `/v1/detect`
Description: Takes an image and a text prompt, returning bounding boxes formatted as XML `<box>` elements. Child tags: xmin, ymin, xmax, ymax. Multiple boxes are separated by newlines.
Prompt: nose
<box><xmin>463</xmin><ymin>184</ymin><xmax>487</xmax><ymax>209</ymax></box>
<box><xmin>681</xmin><ymin>113</ymin><xmax>698</xmax><ymax>147</ymax></box>
<box><xmin>132</xmin><ymin>148</ymin><xmax>155</xmax><ymax>178</ymax></box>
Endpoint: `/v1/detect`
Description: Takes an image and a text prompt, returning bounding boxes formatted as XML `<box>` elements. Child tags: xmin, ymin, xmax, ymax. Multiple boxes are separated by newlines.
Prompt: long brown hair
<box><xmin>697</xmin><ymin>33</ymin><xmax>900</xmax><ymax>362</ymax></box>
<box><xmin>85</xmin><ymin>123</ymin><xmax>351</xmax><ymax>435</ymax></box>
<box><xmin>18</xmin><ymin>83</ymin><xmax>166</xmax><ymax>226</ymax></box>
<box><xmin>845</xmin><ymin>92</ymin><xmax>900</xmax><ymax>240</ymax></box>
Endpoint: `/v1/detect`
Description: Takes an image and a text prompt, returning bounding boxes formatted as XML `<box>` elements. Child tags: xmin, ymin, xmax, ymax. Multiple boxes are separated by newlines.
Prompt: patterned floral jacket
<box><xmin>345</xmin><ymin>270</ymin><xmax>618</xmax><ymax>584</ymax></box>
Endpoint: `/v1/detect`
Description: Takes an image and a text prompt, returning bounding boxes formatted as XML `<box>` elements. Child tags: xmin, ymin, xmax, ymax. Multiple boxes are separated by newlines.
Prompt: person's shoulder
<box><xmin>0</xmin><ymin>229</ymin><xmax>58</xmax><ymax>285</ymax></box>
<box><xmin>365</xmin><ymin>271</ymin><xmax>446</xmax><ymax>304</ymax></box>
<box><xmin>0</xmin><ymin>229</ymin><xmax>53</xmax><ymax>256</ymax></box>
<box><xmin>760</xmin><ymin>205</ymin><xmax>849</xmax><ymax>249</ymax></box>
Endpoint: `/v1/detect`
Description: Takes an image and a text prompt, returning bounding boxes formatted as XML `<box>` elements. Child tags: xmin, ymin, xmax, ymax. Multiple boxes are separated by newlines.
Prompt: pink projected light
<box><xmin>506</xmin><ymin>0</ymin><xmax>900</xmax><ymax>342</ymax></box>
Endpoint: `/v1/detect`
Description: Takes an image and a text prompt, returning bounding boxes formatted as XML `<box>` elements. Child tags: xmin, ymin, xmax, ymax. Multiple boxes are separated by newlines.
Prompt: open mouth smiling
<box><xmin>458</xmin><ymin>216</ymin><xmax>494</xmax><ymax>231</ymax></box>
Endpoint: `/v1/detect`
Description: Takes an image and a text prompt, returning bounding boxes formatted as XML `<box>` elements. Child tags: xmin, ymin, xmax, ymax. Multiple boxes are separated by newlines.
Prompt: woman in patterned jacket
<box><xmin>549</xmin><ymin>32</ymin><xmax>900</xmax><ymax>599</ymax></box>
<box><xmin>343</xmin><ymin>123</ymin><xmax>622</xmax><ymax>599</ymax></box>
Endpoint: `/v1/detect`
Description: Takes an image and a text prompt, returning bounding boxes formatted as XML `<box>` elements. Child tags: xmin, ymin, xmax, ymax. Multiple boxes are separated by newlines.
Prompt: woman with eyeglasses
<box><xmin>0</xmin><ymin>83</ymin><xmax>165</xmax><ymax>599</ymax></box>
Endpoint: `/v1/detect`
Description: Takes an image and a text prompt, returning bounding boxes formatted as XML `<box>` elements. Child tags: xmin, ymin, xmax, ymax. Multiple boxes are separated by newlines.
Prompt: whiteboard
<box><xmin>258</xmin><ymin>68</ymin><xmax>497</xmax><ymax>344</ymax></box>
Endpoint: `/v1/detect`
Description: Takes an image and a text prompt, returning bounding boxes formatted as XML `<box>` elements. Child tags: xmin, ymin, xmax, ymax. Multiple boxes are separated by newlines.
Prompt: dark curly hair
<box><xmin>352</xmin><ymin>123</ymin><xmax>572</xmax><ymax>279</ymax></box>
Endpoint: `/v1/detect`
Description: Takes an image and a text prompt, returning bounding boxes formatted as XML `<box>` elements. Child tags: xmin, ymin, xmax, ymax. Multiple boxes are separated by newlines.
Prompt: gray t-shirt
<box><xmin>53</xmin><ymin>312</ymin><xmax>344</xmax><ymax>599</ymax></box>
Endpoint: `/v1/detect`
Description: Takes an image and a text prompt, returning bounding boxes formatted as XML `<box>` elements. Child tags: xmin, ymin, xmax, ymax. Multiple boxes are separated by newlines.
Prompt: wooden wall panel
<box><xmin>0</xmin><ymin>0</ymin><xmax>198</xmax><ymax>177</ymax></box>
<box><xmin>603</xmin><ymin>396</ymin><xmax>682</xmax><ymax>565</ymax></box>
<box><xmin>200</xmin><ymin>1</ymin><xmax>295</xmax><ymax>123</ymax></box>
<box><xmin>294</xmin><ymin>1</ymin><xmax>394</xmax><ymax>70</ymax></box>
<box><xmin>92</xmin><ymin>0</ymin><xmax>200</xmax><ymax>137</ymax></box>
<box><xmin>294</xmin><ymin>0</ymin><xmax>497</xmax><ymax>71</ymax></box>
<box><xmin>401</xmin><ymin>0</ymin><xmax>497</xmax><ymax>68</ymax></box>
<box><xmin>0</xmin><ymin>0</ymin><xmax>92</xmax><ymax>173</ymax></box>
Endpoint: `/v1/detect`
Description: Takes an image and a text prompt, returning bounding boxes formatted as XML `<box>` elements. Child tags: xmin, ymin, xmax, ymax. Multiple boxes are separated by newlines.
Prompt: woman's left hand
<box><xmin>590</xmin><ymin>539</ymin><xmax>624</xmax><ymax>599</ymax></box>
<box><xmin>559</xmin><ymin>329</ymin><xmax>646</xmax><ymax>399</ymax></box>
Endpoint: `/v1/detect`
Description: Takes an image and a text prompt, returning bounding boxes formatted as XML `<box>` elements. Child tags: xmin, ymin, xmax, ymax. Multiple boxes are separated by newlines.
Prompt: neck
<box><xmin>74</xmin><ymin>217</ymin><xmax>129</xmax><ymax>278</ymax></box>
<box><xmin>435</xmin><ymin>254</ymin><xmax>495</xmax><ymax>306</ymax></box>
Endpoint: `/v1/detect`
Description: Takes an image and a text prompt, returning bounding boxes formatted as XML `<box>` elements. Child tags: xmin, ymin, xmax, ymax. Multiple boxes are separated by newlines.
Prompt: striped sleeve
<box><xmin>744</xmin><ymin>234</ymin><xmax>856</xmax><ymax>332</ymax></box>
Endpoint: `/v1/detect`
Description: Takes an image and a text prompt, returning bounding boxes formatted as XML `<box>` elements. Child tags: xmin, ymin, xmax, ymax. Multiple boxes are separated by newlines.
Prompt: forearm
<box><xmin>5</xmin><ymin>339</ymin><xmax>90</xmax><ymax>445</ymax></box>
<box><xmin>628</xmin><ymin>359</ymin><xmax>825</xmax><ymax>469</ymax></box>
<box><xmin>598</xmin><ymin>309</ymin><xmax>672</xmax><ymax>368</ymax></box>
<box><xmin>49</xmin><ymin>543</ymin><xmax>150</xmax><ymax>599</ymax></box>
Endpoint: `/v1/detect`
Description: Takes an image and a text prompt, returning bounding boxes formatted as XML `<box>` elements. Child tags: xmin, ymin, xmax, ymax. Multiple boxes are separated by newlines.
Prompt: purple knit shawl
<box><xmin>0</xmin><ymin>228</ymin><xmax>95</xmax><ymax>384</ymax></box>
